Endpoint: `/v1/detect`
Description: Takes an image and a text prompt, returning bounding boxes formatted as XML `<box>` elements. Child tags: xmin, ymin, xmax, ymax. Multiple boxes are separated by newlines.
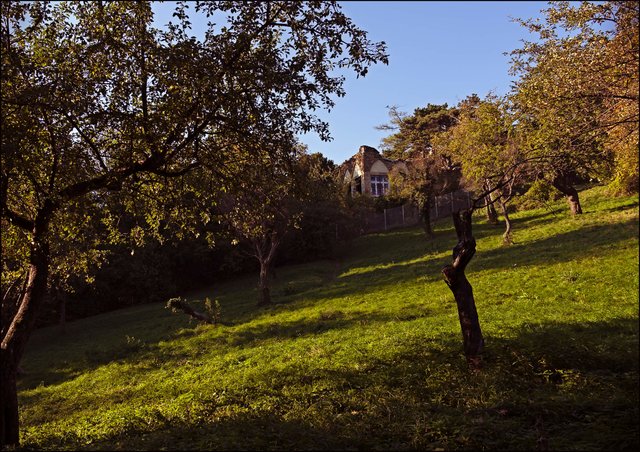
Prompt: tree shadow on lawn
<box><xmin>597</xmin><ymin>199</ymin><xmax>639</xmax><ymax>214</ymax></box>
<box><xmin>507</xmin><ymin>207</ymin><xmax>564</xmax><ymax>230</ymax></box>
<box><xmin>220</xmin><ymin>307</ymin><xmax>435</xmax><ymax>349</ymax></box>
<box><xmin>72</xmin><ymin>412</ymin><xmax>379</xmax><ymax>451</ymax></box>
<box><xmin>17</xmin><ymin>306</ymin><xmax>434</xmax><ymax>392</ymax></box>
<box><xmin>32</xmin><ymin>317</ymin><xmax>638</xmax><ymax>451</ymax></box>
<box><xmin>473</xmin><ymin>217</ymin><xmax>638</xmax><ymax>272</ymax></box>
<box><xmin>20</xmin><ymin>215</ymin><xmax>636</xmax><ymax>394</ymax></box>
<box><xmin>294</xmin><ymin>218</ymin><xmax>638</xmax><ymax>307</ymax></box>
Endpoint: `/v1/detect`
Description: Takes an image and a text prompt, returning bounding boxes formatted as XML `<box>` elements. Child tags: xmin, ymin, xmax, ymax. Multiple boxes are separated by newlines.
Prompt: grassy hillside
<box><xmin>18</xmin><ymin>185</ymin><xmax>639</xmax><ymax>450</ymax></box>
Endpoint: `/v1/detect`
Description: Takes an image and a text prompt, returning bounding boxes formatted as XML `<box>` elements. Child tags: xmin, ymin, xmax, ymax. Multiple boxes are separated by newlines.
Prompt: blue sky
<box><xmin>298</xmin><ymin>1</ymin><xmax>551</xmax><ymax>164</ymax></box>
<box><xmin>153</xmin><ymin>1</ymin><xmax>551</xmax><ymax>165</ymax></box>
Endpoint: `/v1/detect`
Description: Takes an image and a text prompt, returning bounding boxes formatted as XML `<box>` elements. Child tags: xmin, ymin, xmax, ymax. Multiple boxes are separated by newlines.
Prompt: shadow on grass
<box><xmin>475</xmin><ymin>218</ymin><xmax>638</xmax><ymax>272</ymax></box>
<box><xmin>598</xmin><ymin>199</ymin><xmax>639</xmax><ymax>214</ymax></box>
<box><xmin>20</xmin><ymin>211</ymin><xmax>637</xmax><ymax>393</ymax></box>
<box><xmin>28</xmin><ymin>317</ymin><xmax>637</xmax><ymax>451</ymax></box>
<box><xmin>74</xmin><ymin>412</ymin><xmax>376</xmax><ymax>451</ymax></box>
<box><xmin>292</xmin><ymin>217</ymin><xmax>638</xmax><ymax>306</ymax></box>
<box><xmin>222</xmin><ymin>308</ymin><xmax>435</xmax><ymax>348</ymax></box>
<box><xmin>18</xmin><ymin>306</ymin><xmax>434</xmax><ymax>392</ymax></box>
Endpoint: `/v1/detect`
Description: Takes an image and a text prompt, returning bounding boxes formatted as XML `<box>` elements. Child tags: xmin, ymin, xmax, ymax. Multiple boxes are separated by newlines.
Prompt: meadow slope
<box><xmin>18</xmin><ymin>185</ymin><xmax>639</xmax><ymax>450</ymax></box>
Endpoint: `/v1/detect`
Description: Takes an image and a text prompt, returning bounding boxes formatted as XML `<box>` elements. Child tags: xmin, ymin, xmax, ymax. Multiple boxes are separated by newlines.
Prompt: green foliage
<box><xmin>373</xmin><ymin>195</ymin><xmax>406</xmax><ymax>212</ymax></box>
<box><xmin>378</xmin><ymin>103</ymin><xmax>458</xmax><ymax>161</ymax></box>
<box><xmin>436</xmin><ymin>94</ymin><xmax>523</xmax><ymax>194</ymax></box>
<box><xmin>17</xmin><ymin>185</ymin><xmax>639</xmax><ymax>450</ymax></box>
<box><xmin>1</xmin><ymin>0</ymin><xmax>389</xmax><ymax>299</ymax></box>
<box><xmin>204</xmin><ymin>297</ymin><xmax>222</xmax><ymax>326</ymax></box>
<box><xmin>513</xmin><ymin>179</ymin><xmax>562</xmax><ymax>211</ymax></box>
<box><xmin>510</xmin><ymin>1</ymin><xmax>638</xmax><ymax>193</ymax></box>
<box><xmin>378</xmin><ymin>103</ymin><xmax>461</xmax><ymax>204</ymax></box>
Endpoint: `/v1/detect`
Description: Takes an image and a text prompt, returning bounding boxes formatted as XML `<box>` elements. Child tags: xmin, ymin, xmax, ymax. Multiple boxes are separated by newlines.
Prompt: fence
<box><xmin>362</xmin><ymin>189</ymin><xmax>472</xmax><ymax>234</ymax></box>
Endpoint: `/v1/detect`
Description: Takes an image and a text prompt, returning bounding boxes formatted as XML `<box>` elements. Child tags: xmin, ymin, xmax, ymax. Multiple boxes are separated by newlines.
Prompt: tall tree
<box><xmin>219</xmin><ymin>143</ymin><xmax>346</xmax><ymax>307</ymax></box>
<box><xmin>378</xmin><ymin>104</ymin><xmax>461</xmax><ymax>236</ymax></box>
<box><xmin>0</xmin><ymin>1</ymin><xmax>387</xmax><ymax>446</ymax></box>
<box><xmin>218</xmin><ymin>141</ymin><xmax>302</xmax><ymax>307</ymax></box>
<box><xmin>282</xmin><ymin>150</ymin><xmax>356</xmax><ymax>262</ymax></box>
<box><xmin>510</xmin><ymin>1</ymin><xmax>638</xmax><ymax>201</ymax></box>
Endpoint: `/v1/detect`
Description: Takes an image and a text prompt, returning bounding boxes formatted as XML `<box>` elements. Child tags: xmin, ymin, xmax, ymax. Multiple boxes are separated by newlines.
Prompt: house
<box><xmin>339</xmin><ymin>145</ymin><xmax>408</xmax><ymax>197</ymax></box>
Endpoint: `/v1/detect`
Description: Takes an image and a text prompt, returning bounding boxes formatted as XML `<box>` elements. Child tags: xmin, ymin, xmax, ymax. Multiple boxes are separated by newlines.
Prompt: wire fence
<box><xmin>362</xmin><ymin>190</ymin><xmax>472</xmax><ymax>233</ymax></box>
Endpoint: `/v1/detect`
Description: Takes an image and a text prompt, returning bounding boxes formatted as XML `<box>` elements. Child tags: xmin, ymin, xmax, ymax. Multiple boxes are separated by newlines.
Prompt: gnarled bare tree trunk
<box><xmin>441</xmin><ymin>209</ymin><xmax>484</xmax><ymax>369</ymax></box>
<box><xmin>552</xmin><ymin>173</ymin><xmax>582</xmax><ymax>215</ymax></box>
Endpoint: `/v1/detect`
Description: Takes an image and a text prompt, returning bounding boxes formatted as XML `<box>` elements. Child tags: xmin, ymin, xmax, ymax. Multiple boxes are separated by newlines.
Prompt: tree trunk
<box><xmin>486</xmin><ymin>194</ymin><xmax>499</xmax><ymax>225</ymax></box>
<box><xmin>0</xmin><ymin>354</ymin><xmax>19</xmax><ymax>448</ymax></box>
<box><xmin>254</xmin><ymin>233</ymin><xmax>281</xmax><ymax>307</ymax></box>
<box><xmin>552</xmin><ymin>174</ymin><xmax>582</xmax><ymax>215</ymax></box>
<box><xmin>1</xmin><ymin>232</ymin><xmax>50</xmax><ymax>448</ymax></box>
<box><xmin>57</xmin><ymin>292</ymin><xmax>66</xmax><ymax>334</ymax></box>
<box><xmin>257</xmin><ymin>260</ymin><xmax>272</xmax><ymax>306</ymax></box>
<box><xmin>500</xmin><ymin>200</ymin><xmax>512</xmax><ymax>245</ymax></box>
<box><xmin>441</xmin><ymin>209</ymin><xmax>484</xmax><ymax>370</ymax></box>
<box><xmin>419</xmin><ymin>197</ymin><xmax>433</xmax><ymax>237</ymax></box>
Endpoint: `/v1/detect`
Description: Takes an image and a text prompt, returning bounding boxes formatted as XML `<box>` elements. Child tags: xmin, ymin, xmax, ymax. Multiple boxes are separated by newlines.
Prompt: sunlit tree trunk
<box><xmin>441</xmin><ymin>209</ymin><xmax>484</xmax><ymax>369</ymax></box>
<box><xmin>500</xmin><ymin>199</ymin><xmax>512</xmax><ymax>245</ymax></box>
<box><xmin>552</xmin><ymin>173</ymin><xmax>583</xmax><ymax>215</ymax></box>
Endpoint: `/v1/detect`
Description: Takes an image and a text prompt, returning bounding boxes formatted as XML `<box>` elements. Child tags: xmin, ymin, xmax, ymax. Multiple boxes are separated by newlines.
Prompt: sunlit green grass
<box><xmin>19</xmin><ymin>185</ymin><xmax>639</xmax><ymax>450</ymax></box>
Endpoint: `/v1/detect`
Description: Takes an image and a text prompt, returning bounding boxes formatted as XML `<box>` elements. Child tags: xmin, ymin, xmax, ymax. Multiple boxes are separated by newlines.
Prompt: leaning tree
<box><xmin>0</xmin><ymin>1</ymin><xmax>387</xmax><ymax>445</ymax></box>
<box><xmin>430</xmin><ymin>94</ymin><xmax>530</xmax><ymax>369</ymax></box>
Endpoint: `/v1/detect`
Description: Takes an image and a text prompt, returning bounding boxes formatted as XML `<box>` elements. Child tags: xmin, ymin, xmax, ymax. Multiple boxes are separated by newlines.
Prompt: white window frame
<box><xmin>370</xmin><ymin>175</ymin><xmax>389</xmax><ymax>197</ymax></box>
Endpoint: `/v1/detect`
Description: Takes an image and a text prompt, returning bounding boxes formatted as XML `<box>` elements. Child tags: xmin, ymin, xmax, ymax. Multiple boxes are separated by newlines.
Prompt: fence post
<box><xmin>450</xmin><ymin>192</ymin><xmax>454</xmax><ymax>211</ymax></box>
<box><xmin>402</xmin><ymin>204</ymin><xmax>405</xmax><ymax>225</ymax></box>
<box><xmin>384</xmin><ymin>208</ymin><xmax>388</xmax><ymax>231</ymax></box>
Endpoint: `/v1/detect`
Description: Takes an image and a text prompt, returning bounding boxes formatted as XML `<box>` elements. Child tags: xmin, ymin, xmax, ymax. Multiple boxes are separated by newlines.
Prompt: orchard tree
<box><xmin>283</xmin><ymin>150</ymin><xmax>356</xmax><ymax>261</ymax></box>
<box><xmin>510</xmin><ymin>1</ymin><xmax>638</xmax><ymax>200</ymax></box>
<box><xmin>219</xmin><ymin>142</ymin><xmax>347</xmax><ymax>307</ymax></box>
<box><xmin>217</xmin><ymin>141</ymin><xmax>303</xmax><ymax>307</ymax></box>
<box><xmin>430</xmin><ymin>95</ymin><xmax>532</xmax><ymax>368</ymax></box>
<box><xmin>0</xmin><ymin>1</ymin><xmax>388</xmax><ymax>446</ymax></box>
<box><xmin>378</xmin><ymin>104</ymin><xmax>461</xmax><ymax>236</ymax></box>
<box><xmin>434</xmin><ymin>95</ymin><xmax>528</xmax><ymax>245</ymax></box>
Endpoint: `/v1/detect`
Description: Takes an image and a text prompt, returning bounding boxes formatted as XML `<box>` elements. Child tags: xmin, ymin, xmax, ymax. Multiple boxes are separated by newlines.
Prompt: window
<box><xmin>370</xmin><ymin>175</ymin><xmax>389</xmax><ymax>197</ymax></box>
<box><xmin>354</xmin><ymin>176</ymin><xmax>362</xmax><ymax>194</ymax></box>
